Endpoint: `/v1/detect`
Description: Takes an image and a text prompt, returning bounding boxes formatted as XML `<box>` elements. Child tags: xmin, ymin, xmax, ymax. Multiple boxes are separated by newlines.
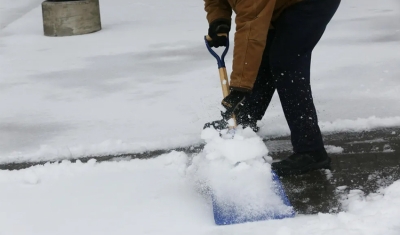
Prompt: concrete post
<box><xmin>42</xmin><ymin>0</ymin><xmax>101</xmax><ymax>36</ymax></box>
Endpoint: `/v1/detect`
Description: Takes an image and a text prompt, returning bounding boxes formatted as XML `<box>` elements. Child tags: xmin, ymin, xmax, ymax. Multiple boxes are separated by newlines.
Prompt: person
<box><xmin>203</xmin><ymin>0</ymin><xmax>341</xmax><ymax>176</ymax></box>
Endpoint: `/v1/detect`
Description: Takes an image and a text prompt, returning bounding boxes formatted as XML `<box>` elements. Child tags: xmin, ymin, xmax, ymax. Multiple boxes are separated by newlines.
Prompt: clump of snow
<box><xmin>383</xmin><ymin>144</ymin><xmax>394</xmax><ymax>153</ymax></box>
<box><xmin>200</xmin><ymin>127</ymin><xmax>271</xmax><ymax>163</ymax></box>
<box><xmin>336</xmin><ymin>186</ymin><xmax>348</xmax><ymax>191</ymax></box>
<box><xmin>325</xmin><ymin>145</ymin><xmax>344</xmax><ymax>154</ymax></box>
<box><xmin>187</xmin><ymin>127</ymin><xmax>291</xmax><ymax>219</ymax></box>
<box><xmin>324</xmin><ymin>169</ymin><xmax>333</xmax><ymax>180</ymax></box>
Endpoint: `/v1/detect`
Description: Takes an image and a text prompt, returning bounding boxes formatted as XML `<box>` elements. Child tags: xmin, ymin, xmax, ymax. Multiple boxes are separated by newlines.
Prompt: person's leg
<box><xmin>270</xmin><ymin>0</ymin><xmax>341</xmax><ymax>175</ymax></box>
<box><xmin>236</xmin><ymin>30</ymin><xmax>277</xmax><ymax>126</ymax></box>
<box><xmin>270</xmin><ymin>0</ymin><xmax>340</xmax><ymax>153</ymax></box>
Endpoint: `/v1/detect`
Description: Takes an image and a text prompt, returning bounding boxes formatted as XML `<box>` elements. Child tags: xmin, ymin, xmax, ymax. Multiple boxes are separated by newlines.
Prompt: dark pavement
<box><xmin>267</xmin><ymin>127</ymin><xmax>400</xmax><ymax>214</ymax></box>
<box><xmin>1</xmin><ymin>127</ymin><xmax>399</xmax><ymax>215</ymax></box>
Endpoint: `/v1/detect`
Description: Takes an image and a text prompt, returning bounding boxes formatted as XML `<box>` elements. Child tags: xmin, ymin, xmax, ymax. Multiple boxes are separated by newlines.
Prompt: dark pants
<box><xmin>238</xmin><ymin>0</ymin><xmax>341</xmax><ymax>153</ymax></box>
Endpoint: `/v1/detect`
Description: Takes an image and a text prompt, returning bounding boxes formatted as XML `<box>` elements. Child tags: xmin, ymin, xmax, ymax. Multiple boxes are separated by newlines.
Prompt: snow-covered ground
<box><xmin>1</xmin><ymin>151</ymin><xmax>400</xmax><ymax>235</ymax></box>
<box><xmin>1</xmin><ymin>0</ymin><xmax>399</xmax><ymax>163</ymax></box>
<box><xmin>1</xmin><ymin>0</ymin><xmax>400</xmax><ymax>234</ymax></box>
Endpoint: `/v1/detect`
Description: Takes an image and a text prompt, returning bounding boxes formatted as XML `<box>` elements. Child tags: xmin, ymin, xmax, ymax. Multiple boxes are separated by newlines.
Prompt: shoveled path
<box><xmin>1</xmin><ymin>127</ymin><xmax>399</xmax><ymax>214</ymax></box>
<box><xmin>269</xmin><ymin>127</ymin><xmax>400</xmax><ymax>214</ymax></box>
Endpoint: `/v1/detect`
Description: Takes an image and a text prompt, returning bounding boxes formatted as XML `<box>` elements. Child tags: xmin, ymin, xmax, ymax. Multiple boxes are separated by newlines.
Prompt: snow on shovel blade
<box><xmin>212</xmin><ymin>170</ymin><xmax>295</xmax><ymax>225</ymax></box>
<box><xmin>203</xmin><ymin>37</ymin><xmax>295</xmax><ymax>224</ymax></box>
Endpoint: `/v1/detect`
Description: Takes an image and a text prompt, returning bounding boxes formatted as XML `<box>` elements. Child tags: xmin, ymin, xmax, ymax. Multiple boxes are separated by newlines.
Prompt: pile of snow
<box><xmin>1</xmin><ymin>155</ymin><xmax>400</xmax><ymax>234</ymax></box>
<box><xmin>187</xmin><ymin>127</ymin><xmax>293</xmax><ymax>221</ymax></box>
<box><xmin>200</xmin><ymin>127</ymin><xmax>269</xmax><ymax>164</ymax></box>
<box><xmin>323</xmin><ymin>182</ymin><xmax>400</xmax><ymax>235</ymax></box>
<box><xmin>0</xmin><ymin>153</ymin><xmax>212</xmax><ymax>235</ymax></box>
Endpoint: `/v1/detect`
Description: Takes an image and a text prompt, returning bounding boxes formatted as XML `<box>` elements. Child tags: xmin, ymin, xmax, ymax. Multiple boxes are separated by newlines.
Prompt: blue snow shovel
<box><xmin>205</xmin><ymin>35</ymin><xmax>296</xmax><ymax>225</ymax></box>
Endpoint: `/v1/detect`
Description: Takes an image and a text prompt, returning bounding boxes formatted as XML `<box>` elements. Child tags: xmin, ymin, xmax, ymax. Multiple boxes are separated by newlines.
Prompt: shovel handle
<box><xmin>205</xmin><ymin>35</ymin><xmax>237</xmax><ymax>128</ymax></box>
<box><xmin>204</xmin><ymin>35</ymin><xmax>230</xmax><ymax>98</ymax></box>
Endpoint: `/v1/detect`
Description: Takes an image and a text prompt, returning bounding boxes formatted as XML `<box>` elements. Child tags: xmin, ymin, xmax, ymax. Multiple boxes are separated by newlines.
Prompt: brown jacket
<box><xmin>204</xmin><ymin>0</ymin><xmax>301</xmax><ymax>91</ymax></box>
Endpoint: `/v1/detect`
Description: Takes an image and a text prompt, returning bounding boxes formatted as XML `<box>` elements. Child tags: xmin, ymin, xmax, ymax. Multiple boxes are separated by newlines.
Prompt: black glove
<box><xmin>207</xmin><ymin>19</ymin><xmax>231</xmax><ymax>48</ymax></box>
<box><xmin>221</xmin><ymin>89</ymin><xmax>249</xmax><ymax>120</ymax></box>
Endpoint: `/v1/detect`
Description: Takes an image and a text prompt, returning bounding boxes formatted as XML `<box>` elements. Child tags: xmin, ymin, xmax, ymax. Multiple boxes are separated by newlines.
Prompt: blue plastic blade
<box><xmin>212</xmin><ymin>170</ymin><xmax>295</xmax><ymax>225</ymax></box>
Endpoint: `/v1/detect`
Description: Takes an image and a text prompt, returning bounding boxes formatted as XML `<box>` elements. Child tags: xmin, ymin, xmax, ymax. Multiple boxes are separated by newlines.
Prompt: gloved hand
<box><xmin>221</xmin><ymin>89</ymin><xmax>249</xmax><ymax>120</ymax></box>
<box><xmin>207</xmin><ymin>19</ymin><xmax>231</xmax><ymax>48</ymax></box>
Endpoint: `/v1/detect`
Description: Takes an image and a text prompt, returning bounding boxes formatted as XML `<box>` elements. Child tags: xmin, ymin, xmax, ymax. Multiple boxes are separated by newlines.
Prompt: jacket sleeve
<box><xmin>229</xmin><ymin>0</ymin><xmax>276</xmax><ymax>91</ymax></box>
<box><xmin>204</xmin><ymin>0</ymin><xmax>233</xmax><ymax>24</ymax></box>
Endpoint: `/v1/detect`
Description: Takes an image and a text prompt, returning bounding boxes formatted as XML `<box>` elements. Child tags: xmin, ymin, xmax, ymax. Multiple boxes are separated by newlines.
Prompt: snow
<box><xmin>1</xmin><ymin>0</ymin><xmax>400</xmax><ymax>234</ymax></box>
<box><xmin>188</xmin><ymin>128</ymin><xmax>292</xmax><ymax>221</ymax></box>
<box><xmin>0</xmin><ymin>0</ymin><xmax>400</xmax><ymax>162</ymax></box>
<box><xmin>200</xmin><ymin>127</ymin><xmax>269</xmax><ymax>163</ymax></box>
<box><xmin>325</xmin><ymin>145</ymin><xmax>344</xmax><ymax>154</ymax></box>
<box><xmin>0</xmin><ymin>153</ymin><xmax>212</xmax><ymax>235</ymax></box>
<box><xmin>324</xmin><ymin>169</ymin><xmax>333</xmax><ymax>180</ymax></box>
<box><xmin>1</xmin><ymin>155</ymin><xmax>400</xmax><ymax>235</ymax></box>
<box><xmin>383</xmin><ymin>144</ymin><xmax>395</xmax><ymax>153</ymax></box>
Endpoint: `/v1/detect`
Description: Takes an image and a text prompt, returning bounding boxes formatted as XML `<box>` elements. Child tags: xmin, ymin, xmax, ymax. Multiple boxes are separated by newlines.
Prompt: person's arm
<box><xmin>229</xmin><ymin>0</ymin><xmax>276</xmax><ymax>91</ymax></box>
<box><xmin>204</xmin><ymin>0</ymin><xmax>232</xmax><ymax>24</ymax></box>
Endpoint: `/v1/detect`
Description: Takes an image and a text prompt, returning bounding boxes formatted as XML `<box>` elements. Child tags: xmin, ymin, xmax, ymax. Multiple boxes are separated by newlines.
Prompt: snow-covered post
<box><xmin>41</xmin><ymin>0</ymin><xmax>101</xmax><ymax>36</ymax></box>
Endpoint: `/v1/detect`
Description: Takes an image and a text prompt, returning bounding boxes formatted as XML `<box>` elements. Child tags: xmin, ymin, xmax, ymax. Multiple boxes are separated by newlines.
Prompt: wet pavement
<box><xmin>1</xmin><ymin>127</ymin><xmax>399</xmax><ymax>215</ymax></box>
<box><xmin>268</xmin><ymin>127</ymin><xmax>400</xmax><ymax>214</ymax></box>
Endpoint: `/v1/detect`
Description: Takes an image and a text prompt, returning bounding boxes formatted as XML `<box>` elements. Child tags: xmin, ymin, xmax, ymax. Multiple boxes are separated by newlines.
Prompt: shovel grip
<box><xmin>204</xmin><ymin>35</ymin><xmax>229</xmax><ymax>69</ymax></box>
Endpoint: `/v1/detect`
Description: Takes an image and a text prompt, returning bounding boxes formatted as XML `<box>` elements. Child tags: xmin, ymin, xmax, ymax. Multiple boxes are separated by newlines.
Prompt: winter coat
<box><xmin>204</xmin><ymin>0</ymin><xmax>302</xmax><ymax>91</ymax></box>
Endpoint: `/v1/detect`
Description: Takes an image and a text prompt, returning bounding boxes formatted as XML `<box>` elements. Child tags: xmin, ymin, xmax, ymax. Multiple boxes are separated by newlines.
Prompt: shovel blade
<box><xmin>212</xmin><ymin>170</ymin><xmax>295</xmax><ymax>225</ymax></box>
